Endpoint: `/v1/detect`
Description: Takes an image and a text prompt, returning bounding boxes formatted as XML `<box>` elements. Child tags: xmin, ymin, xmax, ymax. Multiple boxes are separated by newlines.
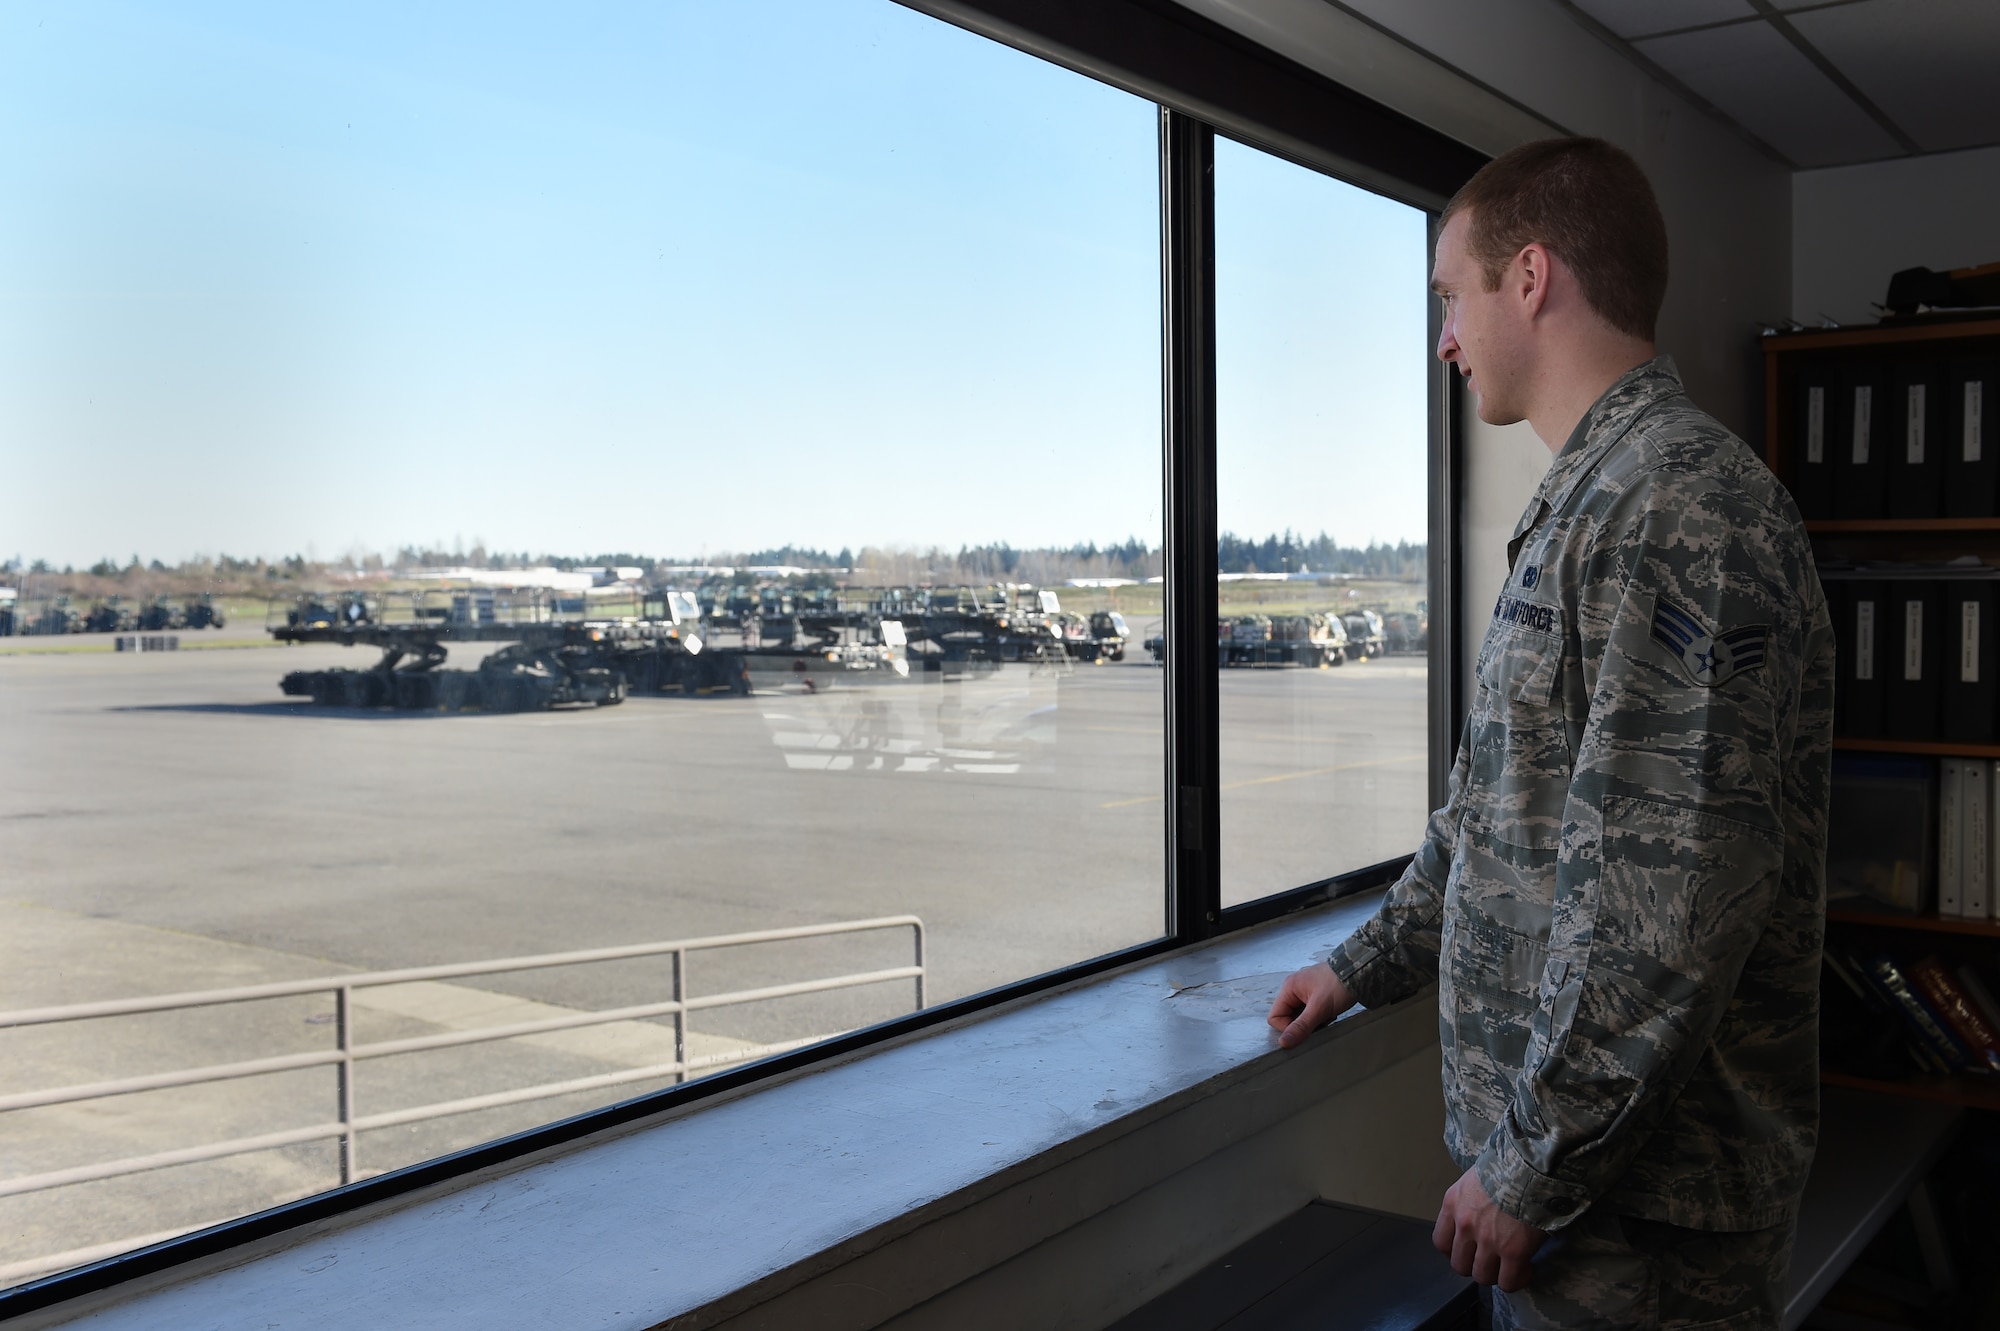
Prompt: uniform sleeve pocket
<box><xmin>1524</xmin><ymin>954</ymin><xmax>1577</xmax><ymax>1082</ymax></box>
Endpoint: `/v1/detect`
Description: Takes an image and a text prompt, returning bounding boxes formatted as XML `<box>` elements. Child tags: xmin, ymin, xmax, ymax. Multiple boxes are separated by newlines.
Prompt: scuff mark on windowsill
<box><xmin>1161</xmin><ymin>971</ymin><xmax>1290</xmax><ymax>1023</ymax></box>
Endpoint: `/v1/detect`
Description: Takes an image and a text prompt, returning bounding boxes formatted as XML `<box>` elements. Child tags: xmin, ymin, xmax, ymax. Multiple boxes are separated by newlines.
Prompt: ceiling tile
<box><xmin>1790</xmin><ymin>0</ymin><xmax>2000</xmax><ymax>152</ymax></box>
<box><xmin>1571</xmin><ymin>0</ymin><xmax>1754</xmax><ymax>39</ymax></box>
<box><xmin>1634</xmin><ymin>20</ymin><xmax>1903</xmax><ymax>165</ymax></box>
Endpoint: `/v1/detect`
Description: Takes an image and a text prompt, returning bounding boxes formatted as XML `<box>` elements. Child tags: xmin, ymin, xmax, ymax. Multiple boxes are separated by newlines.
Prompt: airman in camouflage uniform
<box><xmin>1327</xmin><ymin>356</ymin><xmax>1834</xmax><ymax>1327</ymax></box>
<box><xmin>1268</xmin><ymin>135</ymin><xmax>1832</xmax><ymax>1327</ymax></box>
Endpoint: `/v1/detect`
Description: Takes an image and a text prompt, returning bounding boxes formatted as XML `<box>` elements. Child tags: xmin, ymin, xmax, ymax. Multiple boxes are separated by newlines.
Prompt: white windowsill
<box><xmin>24</xmin><ymin>891</ymin><xmax>1419</xmax><ymax>1331</ymax></box>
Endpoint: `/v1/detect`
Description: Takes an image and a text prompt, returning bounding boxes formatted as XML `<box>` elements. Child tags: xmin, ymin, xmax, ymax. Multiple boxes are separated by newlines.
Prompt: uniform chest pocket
<box><xmin>1477</xmin><ymin>622</ymin><xmax>1562</xmax><ymax>707</ymax></box>
<box><xmin>1466</xmin><ymin>624</ymin><xmax>1570</xmax><ymax>849</ymax></box>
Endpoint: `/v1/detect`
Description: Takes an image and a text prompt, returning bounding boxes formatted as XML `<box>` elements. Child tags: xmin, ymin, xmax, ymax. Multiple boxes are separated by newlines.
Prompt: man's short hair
<box><xmin>1441</xmin><ymin>137</ymin><xmax>1668</xmax><ymax>341</ymax></box>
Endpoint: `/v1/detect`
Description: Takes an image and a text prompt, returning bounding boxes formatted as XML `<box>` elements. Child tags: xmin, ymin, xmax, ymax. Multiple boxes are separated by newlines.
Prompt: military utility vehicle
<box><xmin>1219</xmin><ymin>613</ymin><xmax>1347</xmax><ymax>667</ymax></box>
<box><xmin>1057</xmin><ymin>609</ymin><xmax>1131</xmax><ymax>663</ymax></box>
<box><xmin>1340</xmin><ymin>609</ymin><xmax>1386</xmax><ymax>660</ymax></box>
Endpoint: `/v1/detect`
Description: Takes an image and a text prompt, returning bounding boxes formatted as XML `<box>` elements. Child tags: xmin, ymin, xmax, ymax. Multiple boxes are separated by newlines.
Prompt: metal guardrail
<box><xmin>0</xmin><ymin>916</ymin><xmax>924</xmax><ymax>1260</ymax></box>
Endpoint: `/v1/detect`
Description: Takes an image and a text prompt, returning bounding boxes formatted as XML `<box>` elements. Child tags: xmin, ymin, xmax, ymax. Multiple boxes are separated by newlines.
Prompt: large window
<box><xmin>0</xmin><ymin>0</ymin><xmax>1467</xmax><ymax>1302</ymax></box>
<box><xmin>0</xmin><ymin>0</ymin><xmax>1163</xmax><ymax>1287</ymax></box>
<box><xmin>1213</xmin><ymin>137</ymin><xmax>1433</xmax><ymax>907</ymax></box>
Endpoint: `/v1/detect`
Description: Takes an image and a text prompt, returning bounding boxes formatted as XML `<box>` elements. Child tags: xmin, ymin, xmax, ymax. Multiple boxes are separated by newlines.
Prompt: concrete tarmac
<box><xmin>0</xmin><ymin>640</ymin><xmax>1426</xmax><ymax>1280</ymax></box>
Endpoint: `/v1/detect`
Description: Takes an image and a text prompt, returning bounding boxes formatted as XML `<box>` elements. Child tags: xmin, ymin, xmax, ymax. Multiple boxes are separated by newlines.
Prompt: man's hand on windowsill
<box><xmin>1266</xmin><ymin>963</ymin><xmax>1356</xmax><ymax>1048</ymax></box>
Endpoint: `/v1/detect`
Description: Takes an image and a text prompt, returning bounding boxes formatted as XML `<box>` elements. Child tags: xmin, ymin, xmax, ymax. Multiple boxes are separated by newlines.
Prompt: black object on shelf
<box><xmin>1888</xmin><ymin>362</ymin><xmax>1943</xmax><ymax>520</ymax></box>
<box><xmin>1884</xmin><ymin>262</ymin><xmax>2000</xmax><ymax>317</ymax></box>
<box><xmin>1945</xmin><ymin>357</ymin><xmax>1997</xmax><ymax>519</ymax></box>
<box><xmin>1836</xmin><ymin>362</ymin><xmax>1889</xmax><ymax>520</ymax></box>
<box><xmin>1942</xmin><ymin>579</ymin><xmax>1998</xmax><ymax>744</ymax></box>
<box><xmin>1886</xmin><ymin>581</ymin><xmax>1942</xmax><ymax>741</ymax></box>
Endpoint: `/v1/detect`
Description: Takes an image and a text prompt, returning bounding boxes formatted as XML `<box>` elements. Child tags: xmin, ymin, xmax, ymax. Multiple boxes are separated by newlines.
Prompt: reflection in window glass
<box><xmin>0</xmin><ymin>1</ymin><xmax>1162</xmax><ymax>1284</ymax></box>
<box><xmin>1214</xmin><ymin>137</ymin><xmax>1431</xmax><ymax>907</ymax></box>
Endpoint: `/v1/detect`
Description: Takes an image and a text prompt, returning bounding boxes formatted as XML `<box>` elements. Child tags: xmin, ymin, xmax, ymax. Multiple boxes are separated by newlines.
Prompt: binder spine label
<box><xmin>1964</xmin><ymin>600</ymin><xmax>1981</xmax><ymax>683</ymax></box>
<box><xmin>1970</xmin><ymin>380</ymin><xmax>1986</xmax><ymax>463</ymax></box>
<box><xmin>1904</xmin><ymin>599</ymin><xmax>1923</xmax><ymax>681</ymax></box>
<box><xmin>1908</xmin><ymin>384</ymin><xmax>1927</xmax><ymax>464</ymax></box>
<box><xmin>1808</xmin><ymin>386</ymin><xmax>1825</xmax><ymax>464</ymax></box>
<box><xmin>1856</xmin><ymin>600</ymin><xmax>1875</xmax><ymax>681</ymax></box>
<box><xmin>1854</xmin><ymin>385</ymin><xmax>1873</xmax><ymax>464</ymax></box>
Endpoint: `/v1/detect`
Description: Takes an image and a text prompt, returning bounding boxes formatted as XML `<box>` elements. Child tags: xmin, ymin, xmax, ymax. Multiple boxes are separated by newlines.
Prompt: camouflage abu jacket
<box><xmin>1328</xmin><ymin>357</ymin><xmax>1834</xmax><ymax>1233</ymax></box>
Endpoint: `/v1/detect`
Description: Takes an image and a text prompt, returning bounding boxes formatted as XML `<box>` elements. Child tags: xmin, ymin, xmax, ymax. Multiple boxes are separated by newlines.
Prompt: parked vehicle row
<box><xmin>1139</xmin><ymin>607</ymin><xmax>1425</xmax><ymax>666</ymax></box>
<box><xmin>0</xmin><ymin>595</ymin><xmax>227</xmax><ymax>636</ymax></box>
<box><xmin>269</xmin><ymin>583</ymin><xmax>1132</xmax><ymax>712</ymax></box>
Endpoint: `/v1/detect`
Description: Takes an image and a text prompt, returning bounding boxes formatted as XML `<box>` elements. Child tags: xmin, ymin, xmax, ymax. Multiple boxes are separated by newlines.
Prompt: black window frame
<box><xmin>0</xmin><ymin>1</ymin><xmax>1480</xmax><ymax>1316</ymax></box>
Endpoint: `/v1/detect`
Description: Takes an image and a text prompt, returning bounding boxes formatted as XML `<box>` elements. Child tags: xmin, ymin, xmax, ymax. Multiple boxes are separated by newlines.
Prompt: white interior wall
<box><xmin>1461</xmin><ymin>418</ymin><xmax>1553</xmax><ymax>684</ymax></box>
<box><xmin>1793</xmin><ymin>145</ymin><xmax>2000</xmax><ymax>327</ymax></box>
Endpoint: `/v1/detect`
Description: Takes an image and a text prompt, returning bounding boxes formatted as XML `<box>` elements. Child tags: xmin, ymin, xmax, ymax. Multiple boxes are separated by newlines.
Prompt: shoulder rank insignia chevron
<box><xmin>1651</xmin><ymin>598</ymin><xmax>1768</xmax><ymax>688</ymax></box>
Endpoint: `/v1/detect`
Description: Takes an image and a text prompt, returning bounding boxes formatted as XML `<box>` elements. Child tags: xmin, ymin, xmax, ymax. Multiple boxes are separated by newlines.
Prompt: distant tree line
<box><xmin>1216</xmin><ymin>531</ymin><xmax>1425</xmax><ymax>578</ymax></box>
<box><xmin>7</xmin><ymin>530</ymin><xmax>1423</xmax><ymax>597</ymax></box>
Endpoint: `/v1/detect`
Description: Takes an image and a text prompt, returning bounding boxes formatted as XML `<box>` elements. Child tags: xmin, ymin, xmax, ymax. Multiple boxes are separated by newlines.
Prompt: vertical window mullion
<box><xmin>1159</xmin><ymin>107</ymin><xmax>1220</xmax><ymax>941</ymax></box>
<box><xmin>1428</xmin><ymin>213</ymin><xmax>1464</xmax><ymax>811</ymax></box>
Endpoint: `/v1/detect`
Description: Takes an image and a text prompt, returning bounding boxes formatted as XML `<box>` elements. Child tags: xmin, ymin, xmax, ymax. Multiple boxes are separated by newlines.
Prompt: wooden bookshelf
<box><xmin>1821</xmin><ymin>1069</ymin><xmax>2000</xmax><ymax>1111</ymax></box>
<box><xmin>1826</xmin><ymin>906</ymin><xmax>2000</xmax><ymax>938</ymax></box>
<box><xmin>1767</xmin><ymin>323</ymin><xmax>2000</xmax><ymax>1117</ymax></box>
<box><xmin>1806</xmin><ymin>517</ymin><xmax>2000</xmax><ymax>534</ymax></box>
<box><xmin>1834</xmin><ymin>737</ymin><xmax>2000</xmax><ymax>759</ymax></box>
<box><xmin>1762</xmin><ymin>316</ymin><xmax>2000</xmax><ymax>354</ymax></box>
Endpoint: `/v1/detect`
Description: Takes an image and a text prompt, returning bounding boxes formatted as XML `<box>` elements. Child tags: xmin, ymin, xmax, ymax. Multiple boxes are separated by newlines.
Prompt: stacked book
<box><xmin>1823</xmin><ymin>946</ymin><xmax>2000</xmax><ymax>1080</ymax></box>
<box><xmin>1940</xmin><ymin>758</ymin><xmax>2000</xmax><ymax>919</ymax></box>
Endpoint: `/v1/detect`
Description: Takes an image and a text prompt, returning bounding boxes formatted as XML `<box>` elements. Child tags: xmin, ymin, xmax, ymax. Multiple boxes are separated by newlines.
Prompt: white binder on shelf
<box><xmin>1977</xmin><ymin>759</ymin><xmax>1998</xmax><ymax>921</ymax></box>
<box><xmin>1939</xmin><ymin>758</ymin><xmax>1964</xmax><ymax>916</ymax></box>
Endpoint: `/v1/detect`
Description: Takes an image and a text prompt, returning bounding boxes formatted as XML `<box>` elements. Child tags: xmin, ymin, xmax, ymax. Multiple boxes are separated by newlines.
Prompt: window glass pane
<box><xmin>0</xmin><ymin>0</ymin><xmax>1162</xmax><ymax>1285</ymax></box>
<box><xmin>1213</xmin><ymin>137</ymin><xmax>1431</xmax><ymax>907</ymax></box>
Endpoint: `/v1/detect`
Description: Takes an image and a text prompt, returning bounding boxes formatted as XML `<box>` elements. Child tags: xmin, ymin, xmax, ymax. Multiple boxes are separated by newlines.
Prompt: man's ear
<box><xmin>1514</xmin><ymin>242</ymin><xmax>1554</xmax><ymax>320</ymax></box>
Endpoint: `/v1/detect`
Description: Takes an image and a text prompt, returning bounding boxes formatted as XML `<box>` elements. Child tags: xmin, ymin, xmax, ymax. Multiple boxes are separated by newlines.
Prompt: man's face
<box><xmin>1432</xmin><ymin>211</ymin><xmax>1527</xmax><ymax>427</ymax></box>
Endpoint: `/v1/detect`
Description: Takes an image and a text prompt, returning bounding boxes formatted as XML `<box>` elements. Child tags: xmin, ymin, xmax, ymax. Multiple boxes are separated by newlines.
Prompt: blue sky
<box><xmin>1</xmin><ymin>0</ymin><xmax>1429</xmax><ymax>567</ymax></box>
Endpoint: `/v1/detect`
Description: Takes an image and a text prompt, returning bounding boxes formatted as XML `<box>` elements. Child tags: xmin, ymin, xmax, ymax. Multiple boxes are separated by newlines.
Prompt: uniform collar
<box><xmin>1511</xmin><ymin>355</ymin><xmax>1684</xmax><ymax>547</ymax></box>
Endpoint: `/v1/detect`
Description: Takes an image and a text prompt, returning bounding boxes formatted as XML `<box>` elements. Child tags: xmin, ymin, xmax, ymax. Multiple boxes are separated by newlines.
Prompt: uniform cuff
<box><xmin>1473</xmin><ymin>1127</ymin><xmax>1592</xmax><ymax>1232</ymax></box>
<box><xmin>1325</xmin><ymin>941</ymin><xmax>1380</xmax><ymax>1008</ymax></box>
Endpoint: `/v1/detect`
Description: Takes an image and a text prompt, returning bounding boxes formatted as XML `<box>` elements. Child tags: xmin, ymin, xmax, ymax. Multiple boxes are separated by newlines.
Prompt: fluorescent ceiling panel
<box><xmin>1571</xmin><ymin>0</ymin><xmax>1753</xmax><ymax>39</ymax></box>
<box><xmin>1636</xmin><ymin>20</ymin><xmax>1903</xmax><ymax>165</ymax></box>
<box><xmin>1790</xmin><ymin>0</ymin><xmax>2000</xmax><ymax>152</ymax></box>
